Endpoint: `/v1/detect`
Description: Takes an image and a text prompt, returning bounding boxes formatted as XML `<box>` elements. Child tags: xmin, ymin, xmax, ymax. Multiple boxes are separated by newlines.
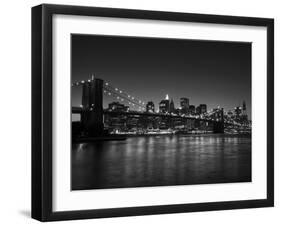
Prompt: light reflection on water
<box><xmin>72</xmin><ymin>134</ymin><xmax>251</xmax><ymax>190</ymax></box>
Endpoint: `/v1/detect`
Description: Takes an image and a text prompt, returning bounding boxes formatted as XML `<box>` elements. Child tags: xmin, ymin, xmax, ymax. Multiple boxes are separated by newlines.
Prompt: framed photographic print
<box><xmin>32</xmin><ymin>4</ymin><xmax>274</xmax><ymax>221</ymax></box>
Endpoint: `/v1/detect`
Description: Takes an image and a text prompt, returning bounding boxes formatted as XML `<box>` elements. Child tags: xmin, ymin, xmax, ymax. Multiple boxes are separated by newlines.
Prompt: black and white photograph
<box><xmin>29</xmin><ymin>3</ymin><xmax>274</xmax><ymax>222</ymax></box>
<box><xmin>71</xmin><ymin>34</ymin><xmax>252</xmax><ymax>190</ymax></box>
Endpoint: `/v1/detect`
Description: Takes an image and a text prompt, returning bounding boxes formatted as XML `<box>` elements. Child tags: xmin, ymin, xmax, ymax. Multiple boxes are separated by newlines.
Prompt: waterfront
<box><xmin>72</xmin><ymin>134</ymin><xmax>251</xmax><ymax>190</ymax></box>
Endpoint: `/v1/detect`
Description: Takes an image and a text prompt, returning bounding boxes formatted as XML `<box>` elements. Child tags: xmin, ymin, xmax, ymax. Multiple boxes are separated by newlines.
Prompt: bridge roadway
<box><xmin>72</xmin><ymin>107</ymin><xmax>224</xmax><ymax>124</ymax></box>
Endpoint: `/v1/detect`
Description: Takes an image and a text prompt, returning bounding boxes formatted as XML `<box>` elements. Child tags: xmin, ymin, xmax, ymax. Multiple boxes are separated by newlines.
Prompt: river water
<box><xmin>72</xmin><ymin>134</ymin><xmax>251</xmax><ymax>190</ymax></box>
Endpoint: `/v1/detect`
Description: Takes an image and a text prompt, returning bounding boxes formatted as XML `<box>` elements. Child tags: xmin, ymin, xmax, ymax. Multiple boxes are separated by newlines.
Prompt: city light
<box><xmin>72</xmin><ymin>78</ymin><xmax>250</xmax><ymax>135</ymax></box>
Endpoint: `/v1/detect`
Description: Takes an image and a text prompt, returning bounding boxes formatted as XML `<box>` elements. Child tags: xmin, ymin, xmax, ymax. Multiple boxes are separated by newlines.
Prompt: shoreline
<box><xmin>73</xmin><ymin>132</ymin><xmax>251</xmax><ymax>143</ymax></box>
<box><xmin>120</xmin><ymin>132</ymin><xmax>251</xmax><ymax>137</ymax></box>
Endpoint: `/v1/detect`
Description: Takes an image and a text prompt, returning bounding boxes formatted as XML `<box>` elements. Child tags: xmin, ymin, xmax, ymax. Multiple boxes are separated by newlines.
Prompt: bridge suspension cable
<box><xmin>71</xmin><ymin>78</ymin><xmax>146</xmax><ymax>111</ymax></box>
<box><xmin>103</xmin><ymin>81</ymin><xmax>146</xmax><ymax>111</ymax></box>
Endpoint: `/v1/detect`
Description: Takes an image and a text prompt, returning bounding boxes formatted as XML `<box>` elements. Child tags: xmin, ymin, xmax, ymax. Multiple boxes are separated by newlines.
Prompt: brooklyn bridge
<box><xmin>71</xmin><ymin>76</ymin><xmax>250</xmax><ymax>138</ymax></box>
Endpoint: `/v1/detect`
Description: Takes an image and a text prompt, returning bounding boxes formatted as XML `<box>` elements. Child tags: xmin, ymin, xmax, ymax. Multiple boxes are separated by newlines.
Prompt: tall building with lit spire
<box><xmin>159</xmin><ymin>94</ymin><xmax>170</xmax><ymax>113</ymax></box>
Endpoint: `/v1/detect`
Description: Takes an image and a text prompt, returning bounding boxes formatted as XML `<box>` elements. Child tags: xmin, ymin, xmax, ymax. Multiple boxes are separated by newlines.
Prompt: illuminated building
<box><xmin>108</xmin><ymin>102</ymin><xmax>129</xmax><ymax>112</ymax></box>
<box><xmin>146</xmin><ymin>101</ymin><xmax>155</xmax><ymax>113</ymax></box>
<box><xmin>180</xmin><ymin>97</ymin><xmax>189</xmax><ymax>114</ymax></box>
<box><xmin>242</xmin><ymin>100</ymin><xmax>247</xmax><ymax>115</ymax></box>
<box><xmin>234</xmin><ymin>106</ymin><xmax>242</xmax><ymax>117</ymax></box>
<box><xmin>200</xmin><ymin>104</ymin><xmax>207</xmax><ymax>114</ymax></box>
<box><xmin>196</xmin><ymin>106</ymin><xmax>201</xmax><ymax>114</ymax></box>
<box><xmin>159</xmin><ymin>94</ymin><xmax>170</xmax><ymax>113</ymax></box>
<box><xmin>159</xmin><ymin>100</ymin><xmax>169</xmax><ymax>113</ymax></box>
<box><xmin>170</xmin><ymin>99</ymin><xmax>175</xmax><ymax>113</ymax></box>
<box><xmin>195</xmin><ymin>104</ymin><xmax>207</xmax><ymax>115</ymax></box>
<box><xmin>189</xmin><ymin>105</ymin><xmax>195</xmax><ymax>115</ymax></box>
<box><xmin>242</xmin><ymin>101</ymin><xmax>248</xmax><ymax>122</ymax></box>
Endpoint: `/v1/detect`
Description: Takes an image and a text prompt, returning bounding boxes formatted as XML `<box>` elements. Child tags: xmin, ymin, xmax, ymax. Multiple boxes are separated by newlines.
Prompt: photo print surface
<box><xmin>71</xmin><ymin>34</ymin><xmax>252</xmax><ymax>190</ymax></box>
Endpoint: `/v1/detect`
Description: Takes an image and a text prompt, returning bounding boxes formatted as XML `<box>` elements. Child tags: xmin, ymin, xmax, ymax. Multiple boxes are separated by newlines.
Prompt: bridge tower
<box><xmin>81</xmin><ymin>82</ymin><xmax>90</xmax><ymax>127</ymax></box>
<box><xmin>82</xmin><ymin>78</ymin><xmax>104</xmax><ymax>136</ymax></box>
<box><xmin>213</xmin><ymin>108</ymin><xmax>224</xmax><ymax>133</ymax></box>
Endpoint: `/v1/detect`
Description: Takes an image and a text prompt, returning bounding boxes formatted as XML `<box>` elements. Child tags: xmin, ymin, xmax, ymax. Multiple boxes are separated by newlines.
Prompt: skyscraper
<box><xmin>242</xmin><ymin>100</ymin><xmax>247</xmax><ymax>115</ymax></box>
<box><xmin>180</xmin><ymin>97</ymin><xmax>189</xmax><ymax>114</ymax></box>
<box><xmin>234</xmin><ymin>106</ymin><xmax>242</xmax><ymax>117</ymax></box>
<box><xmin>159</xmin><ymin>99</ymin><xmax>169</xmax><ymax>113</ymax></box>
<box><xmin>189</xmin><ymin>105</ymin><xmax>195</xmax><ymax>115</ymax></box>
<box><xmin>199</xmin><ymin>104</ymin><xmax>207</xmax><ymax>114</ymax></box>
<box><xmin>196</xmin><ymin>106</ymin><xmax>201</xmax><ymax>114</ymax></box>
<box><xmin>159</xmin><ymin>94</ymin><xmax>170</xmax><ymax>113</ymax></box>
<box><xmin>242</xmin><ymin>100</ymin><xmax>248</xmax><ymax>121</ymax></box>
<box><xmin>195</xmin><ymin>104</ymin><xmax>207</xmax><ymax>115</ymax></box>
<box><xmin>146</xmin><ymin>101</ymin><xmax>155</xmax><ymax>113</ymax></box>
<box><xmin>170</xmin><ymin>99</ymin><xmax>175</xmax><ymax>113</ymax></box>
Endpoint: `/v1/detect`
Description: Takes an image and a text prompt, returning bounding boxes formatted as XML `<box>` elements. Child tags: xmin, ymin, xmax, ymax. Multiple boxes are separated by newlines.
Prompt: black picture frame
<box><xmin>32</xmin><ymin>4</ymin><xmax>274</xmax><ymax>222</ymax></box>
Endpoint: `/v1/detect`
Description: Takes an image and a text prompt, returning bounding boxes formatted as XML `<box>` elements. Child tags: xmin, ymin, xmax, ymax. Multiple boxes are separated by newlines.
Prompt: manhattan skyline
<box><xmin>71</xmin><ymin>34</ymin><xmax>251</xmax><ymax>117</ymax></box>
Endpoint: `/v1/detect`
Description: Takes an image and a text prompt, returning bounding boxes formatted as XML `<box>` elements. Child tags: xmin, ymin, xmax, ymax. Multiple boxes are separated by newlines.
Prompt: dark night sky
<box><xmin>71</xmin><ymin>34</ymin><xmax>251</xmax><ymax>118</ymax></box>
